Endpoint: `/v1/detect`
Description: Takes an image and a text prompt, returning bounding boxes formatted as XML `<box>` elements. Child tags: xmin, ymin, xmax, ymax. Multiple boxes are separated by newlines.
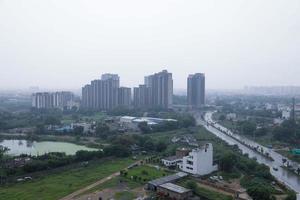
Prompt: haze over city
<box><xmin>1</xmin><ymin>0</ymin><xmax>300</xmax><ymax>90</ymax></box>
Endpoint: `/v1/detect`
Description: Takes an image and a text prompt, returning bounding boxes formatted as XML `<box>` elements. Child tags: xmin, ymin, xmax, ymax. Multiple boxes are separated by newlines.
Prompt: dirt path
<box><xmin>60</xmin><ymin>172</ymin><xmax>120</xmax><ymax>200</ymax></box>
<box><xmin>60</xmin><ymin>160</ymin><xmax>141</xmax><ymax>200</ymax></box>
<box><xmin>197</xmin><ymin>182</ymin><xmax>233</xmax><ymax>196</ymax></box>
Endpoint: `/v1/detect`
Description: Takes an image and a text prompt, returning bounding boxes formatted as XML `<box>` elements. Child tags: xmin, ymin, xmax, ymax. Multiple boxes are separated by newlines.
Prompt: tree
<box><xmin>35</xmin><ymin>124</ymin><xmax>46</xmax><ymax>134</ymax></box>
<box><xmin>247</xmin><ymin>184</ymin><xmax>272</xmax><ymax>200</ymax></box>
<box><xmin>138</xmin><ymin>122</ymin><xmax>151</xmax><ymax>134</ymax></box>
<box><xmin>155</xmin><ymin>141</ymin><xmax>167</xmax><ymax>152</ymax></box>
<box><xmin>219</xmin><ymin>115</ymin><xmax>226</xmax><ymax>121</ymax></box>
<box><xmin>44</xmin><ymin>115</ymin><xmax>61</xmax><ymax>125</ymax></box>
<box><xmin>285</xmin><ymin>192</ymin><xmax>297</xmax><ymax>200</ymax></box>
<box><xmin>73</xmin><ymin>126</ymin><xmax>84</xmax><ymax>135</ymax></box>
<box><xmin>0</xmin><ymin>146</ymin><xmax>8</xmax><ymax>160</ymax></box>
<box><xmin>186</xmin><ymin>180</ymin><xmax>197</xmax><ymax>190</ymax></box>
<box><xmin>254</xmin><ymin>127</ymin><xmax>268</xmax><ymax>137</ymax></box>
<box><xmin>143</xmin><ymin>140</ymin><xmax>155</xmax><ymax>151</ymax></box>
<box><xmin>238</xmin><ymin>121</ymin><xmax>256</xmax><ymax>135</ymax></box>
<box><xmin>95</xmin><ymin>122</ymin><xmax>110</xmax><ymax>138</ymax></box>
<box><xmin>219</xmin><ymin>151</ymin><xmax>238</xmax><ymax>172</ymax></box>
<box><xmin>104</xmin><ymin>144</ymin><xmax>130</xmax><ymax>157</ymax></box>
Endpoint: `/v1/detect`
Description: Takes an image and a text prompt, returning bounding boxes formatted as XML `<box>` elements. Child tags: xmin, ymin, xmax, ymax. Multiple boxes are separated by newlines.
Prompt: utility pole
<box><xmin>291</xmin><ymin>97</ymin><xmax>296</xmax><ymax>138</ymax></box>
<box><xmin>292</xmin><ymin>97</ymin><xmax>296</xmax><ymax>123</ymax></box>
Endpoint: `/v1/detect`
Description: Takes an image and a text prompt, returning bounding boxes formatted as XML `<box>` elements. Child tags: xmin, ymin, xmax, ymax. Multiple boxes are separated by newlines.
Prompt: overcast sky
<box><xmin>0</xmin><ymin>0</ymin><xmax>299</xmax><ymax>91</ymax></box>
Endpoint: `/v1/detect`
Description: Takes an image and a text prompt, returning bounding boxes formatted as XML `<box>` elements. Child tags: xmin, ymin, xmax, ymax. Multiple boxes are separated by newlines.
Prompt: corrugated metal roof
<box><xmin>148</xmin><ymin>172</ymin><xmax>188</xmax><ymax>187</ymax></box>
<box><xmin>159</xmin><ymin>182</ymin><xmax>191</xmax><ymax>194</ymax></box>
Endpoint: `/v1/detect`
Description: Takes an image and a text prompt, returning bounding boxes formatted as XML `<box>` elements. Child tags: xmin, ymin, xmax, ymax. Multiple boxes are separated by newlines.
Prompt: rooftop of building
<box><xmin>162</xmin><ymin>155</ymin><xmax>182</xmax><ymax>162</ymax></box>
<box><xmin>120</xmin><ymin>116</ymin><xmax>177</xmax><ymax>123</ymax></box>
<box><xmin>159</xmin><ymin>182</ymin><xmax>191</xmax><ymax>194</ymax></box>
<box><xmin>148</xmin><ymin>172</ymin><xmax>188</xmax><ymax>187</ymax></box>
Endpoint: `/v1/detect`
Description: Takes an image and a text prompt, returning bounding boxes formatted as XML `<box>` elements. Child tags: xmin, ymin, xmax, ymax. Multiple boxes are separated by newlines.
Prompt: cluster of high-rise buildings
<box><xmin>32</xmin><ymin>91</ymin><xmax>74</xmax><ymax>109</ymax></box>
<box><xmin>31</xmin><ymin>70</ymin><xmax>205</xmax><ymax>111</ymax></box>
<box><xmin>81</xmin><ymin>74</ymin><xmax>131</xmax><ymax>110</ymax></box>
<box><xmin>81</xmin><ymin>70</ymin><xmax>205</xmax><ymax>111</ymax></box>
<box><xmin>134</xmin><ymin>70</ymin><xmax>173</xmax><ymax>109</ymax></box>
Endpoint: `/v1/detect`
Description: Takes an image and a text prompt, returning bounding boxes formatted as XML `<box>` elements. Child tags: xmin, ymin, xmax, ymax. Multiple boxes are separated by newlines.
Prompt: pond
<box><xmin>0</xmin><ymin>139</ymin><xmax>98</xmax><ymax>156</ymax></box>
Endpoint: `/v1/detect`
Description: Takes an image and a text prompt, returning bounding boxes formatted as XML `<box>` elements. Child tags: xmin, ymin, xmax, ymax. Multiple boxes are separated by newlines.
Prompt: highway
<box><xmin>195</xmin><ymin>111</ymin><xmax>300</xmax><ymax>200</ymax></box>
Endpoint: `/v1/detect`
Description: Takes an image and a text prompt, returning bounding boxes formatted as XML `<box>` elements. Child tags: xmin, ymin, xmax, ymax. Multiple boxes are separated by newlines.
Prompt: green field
<box><xmin>125</xmin><ymin>165</ymin><xmax>170</xmax><ymax>182</ymax></box>
<box><xmin>78</xmin><ymin>165</ymin><xmax>170</xmax><ymax>198</ymax></box>
<box><xmin>62</xmin><ymin>112</ymin><xmax>107</xmax><ymax>124</ymax></box>
<box><xmin>0</xmin><ymin>158</ymin><xmax>134</xmax><ymax>200</ymax></box>
<box><xmin>114</xmin><ymin>191</ymin><xmax>136</xmax><ymax>200</ymax></box>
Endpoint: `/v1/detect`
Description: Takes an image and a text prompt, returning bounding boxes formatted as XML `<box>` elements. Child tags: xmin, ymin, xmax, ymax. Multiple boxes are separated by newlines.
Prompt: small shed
<box><xmin>157</xmin><ymin>183</ymin><xmax>193</xmax><ymax>200</ymax></box>
<box><xmin>147</xmin><ymin>172</ymin><xmax>188</xmax><ymax>191</ymax></box>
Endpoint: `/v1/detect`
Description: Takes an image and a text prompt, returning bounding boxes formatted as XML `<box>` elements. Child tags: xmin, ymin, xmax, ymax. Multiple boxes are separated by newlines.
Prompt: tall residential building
<box><xmin>82</xmin><ymin>73</ymin><xmax>126</xmax><ymax>110</ymax></box>
<box><xmin>144</xmin><ymin>70</ymin><xmax>173</xmax><ymax>109</ymax></box>
<box><xmin>187</xmin><ymin>73</ymin><xmax>205</xmax><ymax>108</ymax></box>
<box><xmin>32</xmin><ymin>91</ymin><xmax>74</xmax><ymax>109</ymax></box>
<box><xmin>118</xmin><ymin>87</ymin><xmax>132</xmax><ymax>107</ymax></box>
<box><xmin>82</xmin><ymin>84</ymin><xmax>92</xmax><ymax>108</ymax></box>
<box><xmin>133</xmin><ymin>85</ymin><xmax>151</xmax><ymax>108</ymax></box>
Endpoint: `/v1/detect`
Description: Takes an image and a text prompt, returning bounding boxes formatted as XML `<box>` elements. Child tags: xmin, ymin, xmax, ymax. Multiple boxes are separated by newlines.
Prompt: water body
<box><xmin>0</xmin><ymin>140</ymin><xmax>98</xmax><ymax>156</ymax></box>
<box><xmin>195</xmin><ymin>112</ymin><xmax>300</xmax><ymax>199</ymax></box>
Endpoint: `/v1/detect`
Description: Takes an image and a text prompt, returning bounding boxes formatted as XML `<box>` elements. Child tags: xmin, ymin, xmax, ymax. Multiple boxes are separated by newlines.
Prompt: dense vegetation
<box><xmin>216</xmin><ymin>145</ymin><xmax>285</xmax><ymax>200</ymax></box>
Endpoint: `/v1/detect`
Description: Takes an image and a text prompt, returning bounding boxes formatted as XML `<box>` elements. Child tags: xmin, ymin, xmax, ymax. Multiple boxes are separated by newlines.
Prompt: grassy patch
<box><xmin>0</xmin><ymin>158</ymin><xmax>134</xmax><ymax>200</ymax></box>
<box><xmin>114</xmin><ymin>191</ymin><xmax>136</xmax><ymax>200</ymax></box>
<box><xmin>124</xmin><ymin>165</ymin><xmax>170</xmax><ymax>183</ymax></box>
<box><xmin>180</xmin><ymin>180</ymin><xmax>233</xmax><ymax>200</ymax></box>
<box><xmin>216</xmin><ymin>171</ymin><xmax>242</xmax><ymax>181</ymax></box>
<box><xmin>79</xmin><ymin>176</ymin><xmax>142</xmax><ymax>196</ymax></box>
<box><xmin>194</xmin><ymin>185</ymin><xmax>233</xmax><ymax>200</ymax></box>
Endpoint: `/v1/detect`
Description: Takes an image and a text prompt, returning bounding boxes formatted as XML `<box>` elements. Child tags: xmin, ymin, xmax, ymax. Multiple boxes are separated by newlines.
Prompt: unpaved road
<box><xmin>60</xmin><ymin>161</ymin><xmax>141</xmax><ymax>200</ymax></box>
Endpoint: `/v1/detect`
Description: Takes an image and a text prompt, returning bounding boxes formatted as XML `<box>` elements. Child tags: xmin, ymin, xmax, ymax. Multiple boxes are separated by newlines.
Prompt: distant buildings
<box><xmin>282</xmin><ymin>109</ymin><xmax>291</xmax><ymax>120</ymax></box>
<box><xmin>187</xmin><ymin>73</ymin><xmax>205</xmax><ymax>108</ymax></box>
<box><xmin>81</xmin><ymin>73</ymin><xmax>131</xmax><ymax>110</ymax></box>
<box><xmin>118</xmin><ymin>87</ymin><xmax>132</xmax><ymax>107</ymax></box>
<box><xmin>134</xmin><ymin>70</ymin><xmax>173</xmax><ymax>109</ymax></box>
<box><xmin>32</xmin><ymin>91</ymin><xmax>74</xmax><ymax>109</ymax></box>
<box><xmin>133</xmin><ymin>85</ymin><xmax>151</xmax><ymax>108</ymax></box>
<box><xmin>80</xmin><ymin>70</ymin><xmax>211</xmax><ymax>111</ymax></box>
<box><xmin>226</xmin><ymin>113</ymin><xmax>237</xmax><ymax>121</ymax></box>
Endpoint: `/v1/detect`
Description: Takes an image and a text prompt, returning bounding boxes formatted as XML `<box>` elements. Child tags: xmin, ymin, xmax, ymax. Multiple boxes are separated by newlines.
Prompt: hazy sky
<box><xmin>0</xmin><ymin>0</ymin><xmax>300</xmax><ymax>90</ymax></box>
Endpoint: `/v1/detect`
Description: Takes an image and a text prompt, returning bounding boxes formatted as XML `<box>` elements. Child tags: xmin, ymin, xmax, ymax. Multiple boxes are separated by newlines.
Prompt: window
<box><xmin>187</xmin><ymin>160</ymin><xmax>193</xmax><ymax>165</ymax></box>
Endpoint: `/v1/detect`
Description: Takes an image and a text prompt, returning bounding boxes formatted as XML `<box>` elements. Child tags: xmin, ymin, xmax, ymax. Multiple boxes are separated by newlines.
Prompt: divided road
<box><xmin>195</xmin><ymin>111</ymin><xmax>300</xmax><ymax>200</ymax></box>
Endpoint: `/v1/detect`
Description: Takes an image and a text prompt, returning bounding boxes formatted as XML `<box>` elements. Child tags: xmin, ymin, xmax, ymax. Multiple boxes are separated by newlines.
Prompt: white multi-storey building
<box><xmin>282</xmin><ymin>108</ymin><xmax>291</xmax><ymax>120</ymax></box>
<box><xmin>178</xmin><ymin>143</ymin><xmax>218</xmax><ymax>176</ymax></box>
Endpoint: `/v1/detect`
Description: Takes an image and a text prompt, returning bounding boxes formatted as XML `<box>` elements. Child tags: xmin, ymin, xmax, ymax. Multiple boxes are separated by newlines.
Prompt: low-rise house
<box><xmin>162</xmin><ymin>148</ymin><xmax>190</xmax><ymax>167</ymax></box>
<box><xmin>282</xmin><ymin>109</ymin><xmax>291</xmax><ymax>120</ymax></box>
<box><xmin>5</xmin><ymin>157</ymin><xmax>31</xmax><ymax>168</ymax></box>
<box><xmin>162</xmin><ymin>156</ymin><xmax>183</xmax><ymax>167</ymax></box>
<box><xmin>71</xmin><ymin>122</ymin><xmax>93</xmax><ymax>134</ymax></box>
<box><xmin>53</xmin><ymin>125</ymin><xmax>73</xmax><ymax>133</ymax></box>
<box><xmin>171</xmin><ymin>135</ymin><xmax>198</xmax><ymax>147</ymax></box>
<box><xmin>157</xmin><ymin>183</ymin><xmax>193</xmax><ymax>200</ymax></box>
<box><xmin>226</xmin><ymin>113</ymin><xmax>237</xmax><ymax>121</ymax></box>
<box><xmin>273</xmin><ymin>118</ymin><xmax>283</xmax><ymax>125</ymax></box>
